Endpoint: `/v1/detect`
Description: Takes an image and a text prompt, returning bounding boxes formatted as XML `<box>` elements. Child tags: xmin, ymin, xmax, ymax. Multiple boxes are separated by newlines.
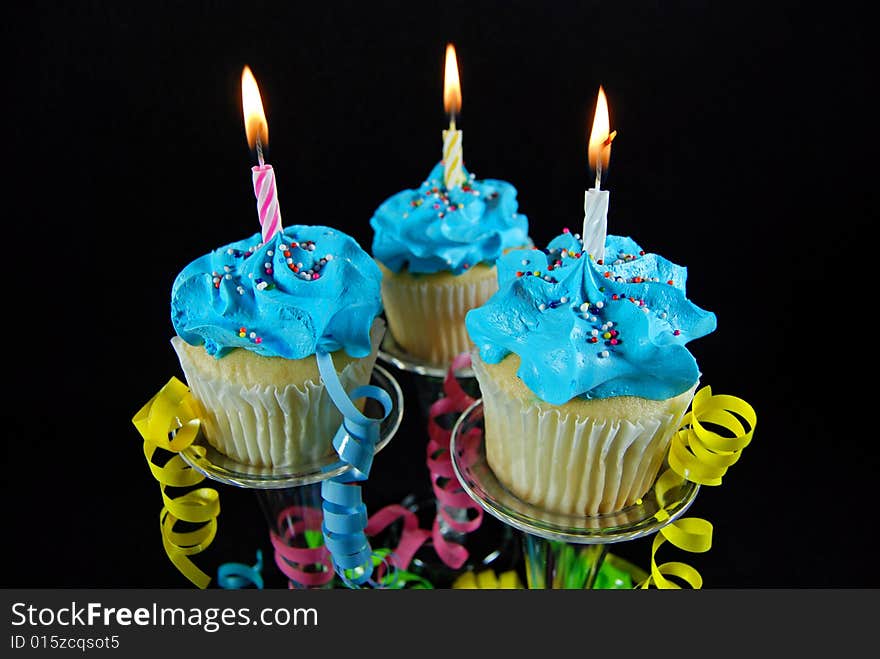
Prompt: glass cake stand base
<box><xmin>257</xmin><ymin>482</ymin><xmax>336</xmax><ymax>589</ymax></box>
<box><xmin>450</xmin><ymin>399</ymin><xmax>699</xmax><ymax>588</ymax></box>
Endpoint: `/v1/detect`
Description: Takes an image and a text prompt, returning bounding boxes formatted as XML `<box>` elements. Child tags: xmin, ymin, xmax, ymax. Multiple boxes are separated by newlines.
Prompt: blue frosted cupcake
<box><xmin>171</xmin><ymin>225</ymin><xmax>383</xmax><ymax>468</ymax></box>
<box><xmin>466</xmin><ymin>231</ymin><xmax>716</xmax><ymax>515</ymax></box>
<box><xmin>370</xmin><ymin>163</ymin><xmax>530</xmax><ymax>365</ymax></box>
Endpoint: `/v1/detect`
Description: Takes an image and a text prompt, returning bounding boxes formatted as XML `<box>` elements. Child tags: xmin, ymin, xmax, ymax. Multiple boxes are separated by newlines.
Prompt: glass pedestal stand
<box><xmin>378</xmin><ymin>333</ymin><xmax>519</xmax><ymax>585</ymax></box>
<box><xmin>450</xmin><ymin>400</ymin><xmax>699</xmax><ymax>589</ymax></box>
<box><xmin>179</xmin><ymin>365</ymin><xmax>404</xmax><ymax>588</ymax></box>
<box><xmin>256</xmin><ymin>483</ymin><xmax>333</xmax><ymax>589</ymax></box>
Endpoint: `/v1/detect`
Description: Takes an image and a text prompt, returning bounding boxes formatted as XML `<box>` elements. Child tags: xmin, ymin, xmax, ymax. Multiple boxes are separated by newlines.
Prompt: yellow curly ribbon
<box><xmin>639</xmin><ymin>388</ymin><xmax>756</xmax><ymax>589</ymax></box>
<box><xmin>452</xmin><ymin>569</ymin><xmax>524</xmax><ymax>589</ymax></box>
<box><xmin>638</xmin><ymin>469</ymin><xmax>713</xmax><ymax>589</ymax></box>
<box><xmin>668</xmin><ymin>386</ymin><xmax>756</xmax><ymax>486</ymax></box>
<box><xmin>132</xmin><ymin>377</ymin><xmax>220</xmax><ymax>589</ymax></box>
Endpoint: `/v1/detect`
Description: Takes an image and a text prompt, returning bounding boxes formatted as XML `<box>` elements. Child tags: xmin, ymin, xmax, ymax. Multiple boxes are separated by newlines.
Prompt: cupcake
<box><xmin>170</xmin><ymin>224</ymin><xmax>384</xmax><ymax>468</ymax></box>
<box><xmin>370</xmin><ymin>162</ymin><xmax>530</xmax><ymax>366</ymax></box>
<box><xmin>465</xmin><ymin>231</ymin><xmax>717</xmax><ymax>516</ymax></box>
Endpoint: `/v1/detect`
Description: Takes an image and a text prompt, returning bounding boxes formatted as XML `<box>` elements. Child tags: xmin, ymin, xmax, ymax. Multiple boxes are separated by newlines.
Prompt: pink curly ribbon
<box><xmin>364</xmin><ymin>504</ymin><xmax>432</xmax><ymax>570</ymax></box>
<box><xmin>426</xmin><ymin>352</ymin><xmax>484</xmax><ymax>569</ymax></box>
<box><xmin>269</xmin><ymin>505</ymin><xmax>334</xmax><ymax>589</ymax></box>
<box><xmin>271</xmin><ymin>503</ymin><xmax>433</xmax><ymax>588</ymax></box>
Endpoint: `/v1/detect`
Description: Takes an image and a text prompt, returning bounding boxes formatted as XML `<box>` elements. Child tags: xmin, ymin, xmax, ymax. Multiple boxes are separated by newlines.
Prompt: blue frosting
<box><xmin>466</xmin><ymin>232</ymin><xmax>717</xmax><ymax>404</ymax></box>
<box><xmin>370</xmin><ymin>163</ymin><xmax>530</xmax><ymax>275</ymax></box>
<box><xmin>171</xmin><ymin>225</ymin><xmax>383</xmax><ymax>360</ymax></box>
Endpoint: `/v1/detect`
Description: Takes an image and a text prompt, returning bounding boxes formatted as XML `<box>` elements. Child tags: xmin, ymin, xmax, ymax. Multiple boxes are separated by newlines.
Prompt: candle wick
<box><xmin>594</xmin><ymin>161</ymin><xmax>602</xmax><ymax>190</ymax></box>
<box><xmin>255</xmin><ymin>138</ymin><xmax>265</xmax><ymax>168</ymax></box>
<box><xmin>449</xmin><ymin>114</ymin><xmax>456</xmax><ymax>132</ymax></box>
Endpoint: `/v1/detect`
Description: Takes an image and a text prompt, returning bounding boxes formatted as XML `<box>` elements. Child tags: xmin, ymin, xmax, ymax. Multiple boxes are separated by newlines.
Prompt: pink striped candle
<box><xmin>252</xmin><ymin>164</ymin><xmax>283</xmax><ymax>243</ymax></box>
<box><xmin>242</xmin><ymin>66</ymin><xmax>283</xmax><ymax>243</ymax></box>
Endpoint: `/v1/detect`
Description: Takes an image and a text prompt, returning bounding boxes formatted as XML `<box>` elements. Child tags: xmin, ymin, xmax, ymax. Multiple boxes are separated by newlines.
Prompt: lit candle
<box><xmin>442</xmin><ymin>44</ymin><xmax>465</xmax><ymax>190</ymax></box>
<box><xmin>242</xmin><ymin>65</ymin><xmax>283</xmax><ymax>244</ymax></box>
<box><xmin>582</xmin><ymin>86</ymin><xmax>617</xmax><ymax>263</ymax></box>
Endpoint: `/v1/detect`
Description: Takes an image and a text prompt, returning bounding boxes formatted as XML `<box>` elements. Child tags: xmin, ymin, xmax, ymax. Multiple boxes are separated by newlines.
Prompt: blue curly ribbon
<box><xmin>217</xmin><ymin>550</ymin><xmax>264</xmax><ymax>589</ymax></box>
<box><xmin>316</xmin><ymin>350</ymin><xmax>392</xmax><ymax>588</ymax></box>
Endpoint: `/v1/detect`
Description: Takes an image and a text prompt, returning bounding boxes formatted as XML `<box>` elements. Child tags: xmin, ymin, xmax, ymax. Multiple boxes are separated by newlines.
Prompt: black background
<box><xmin>4</xmin><ymin>2</ymin><xmax>876</xmax><ymax>589</ymax></box>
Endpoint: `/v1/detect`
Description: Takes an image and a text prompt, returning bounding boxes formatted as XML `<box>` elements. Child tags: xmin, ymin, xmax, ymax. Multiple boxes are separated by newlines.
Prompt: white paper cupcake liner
<box><xmin>381</xmin><ymin>267</ymin><xmax>498</xmax><ymax>366</ymax></box>
<box><xmin>171</xmin><ymin>322</ymin><xmax>382</xmax><ymax>469</ymax></box>
<box><xmin>473</xmin><ymin>355</ymin><xmax>696</xmax><ymax>516</ymax></box>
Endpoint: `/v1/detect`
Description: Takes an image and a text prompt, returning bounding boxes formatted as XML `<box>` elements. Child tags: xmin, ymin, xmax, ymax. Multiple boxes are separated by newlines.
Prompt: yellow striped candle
<box><xmin>442</xmin><ymin>44</ymin><xmax>466</xmax><ymax>189</ymax></box>
<box><xmin>442</xmin><ymin>126</ymin><xmax>465</xmax><ymax>189</ymax></box>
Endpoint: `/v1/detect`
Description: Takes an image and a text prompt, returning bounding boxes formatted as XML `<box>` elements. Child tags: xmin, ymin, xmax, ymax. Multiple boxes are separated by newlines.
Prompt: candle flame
<box><xmin>443</xmin><ymin>44</ymin><xmax>462</xmax><ymax>116</ymax></box>
<box><xmin>242</xmin><ymin>65</ymin><xmax>268</xmax><ymax>150</ymax></box>
<box><xmin>588</xmin><ymin>86</ymin><xmax>614</xmax><ymax>172</ymax></box>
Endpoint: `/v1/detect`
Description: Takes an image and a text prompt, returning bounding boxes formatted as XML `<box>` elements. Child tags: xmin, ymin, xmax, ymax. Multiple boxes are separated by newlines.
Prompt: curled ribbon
<box><xmin>590</xmin><ymin>557</ymin><xmax>636</xmax><ymax>589</ymax></box>
<box><xmin>452</xmin><ymin>569</ymin><xmax>523</xmax><ymax>589</ymax></box>
<box><xmin>218</xmin><ymin>550</ymin><xmax>264</xmax><ymax>589</ymax></box>
<box><xmin>638</xmin><ymin>469</ymin><xmax>713</xmax><ymax>589</ymax></box>
<box><xmin>316</xmin><ymin>350</ymin><xmax>392</xmax><ymax>588</ymax></box>
<box><xmin>270</xmin><ymin>502</ymin><xmax>435</xmax><ymax>589</ymax></box>
<box><xmin>132</xmin><ymin>377</ymin><xmax>220</xmax><ymax>589</ymax></box>
<box><xmin>552</xmin><ymin>544</ymin><xmax>637</xmax><ymax>589</ymax></box>
<box><xmin>426</xmin><ymin>352</ymin><xmax>485</xmax><ymax>569</ymax></box>
<box><xmin>270</xmin><ymin>506</ymin><xmax>335</xmax><ymax>589</ymax></box>
<box><xmin>668</xmin><ymin>386</ymin><xmax>757</xmax><ymax>486</ymax></box>
<box><xmin>640</xmin><ymin>387</ymin><xmax>756</xmax><ymax>589</ymax></box>
<box><xmin>369</xmin><ymin>549</ymin><xmax>434</xmax><ymax>589</ymax></box>
<box><xmin>364</xmin><ymin>504</ymin><xmax>431</xmax><ymax>571</ymax></box>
